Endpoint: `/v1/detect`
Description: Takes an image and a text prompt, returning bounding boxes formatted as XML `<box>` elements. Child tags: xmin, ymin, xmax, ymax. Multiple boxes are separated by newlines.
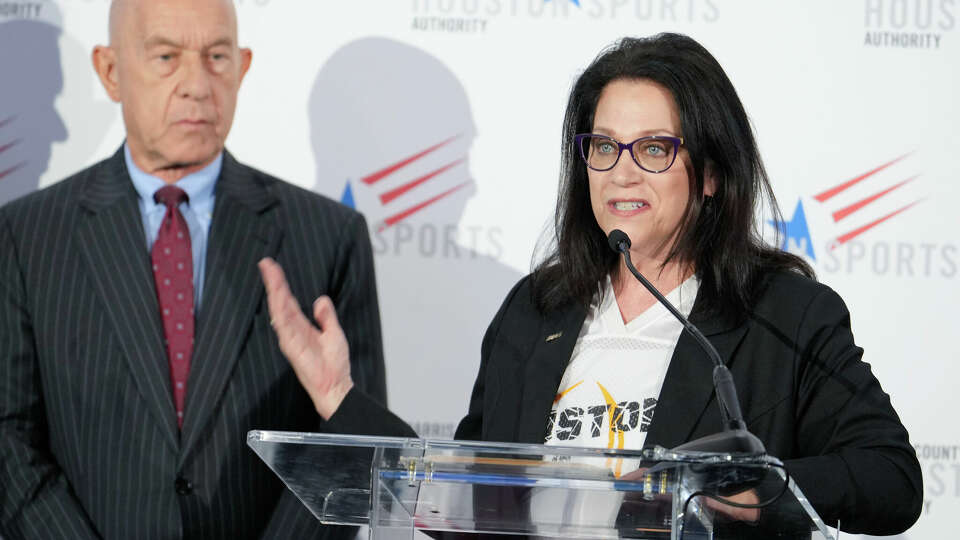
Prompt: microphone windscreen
<box><xmin>607</xmin><ymin>229</ymin><xmax>631</xmax><ymax>253</ymax></box>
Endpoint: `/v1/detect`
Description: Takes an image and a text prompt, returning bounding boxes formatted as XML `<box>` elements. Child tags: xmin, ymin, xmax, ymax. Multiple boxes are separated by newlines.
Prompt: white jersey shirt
<box><xmin>543</xmin><ymin>274</ymin><xmax>699</xmax><ymax>466</ymax></box>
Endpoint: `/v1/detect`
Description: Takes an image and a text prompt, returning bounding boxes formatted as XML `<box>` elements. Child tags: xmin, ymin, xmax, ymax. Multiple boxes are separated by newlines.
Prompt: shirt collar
<box><xmin>598</xmin><ymin>273</ymin><xmax>701</xmax><ymax>329</ymax></box>
<box><xmin>125</xmin><ymin>143</ymin><xmax>221</xmax><ymax>208</ymax></box>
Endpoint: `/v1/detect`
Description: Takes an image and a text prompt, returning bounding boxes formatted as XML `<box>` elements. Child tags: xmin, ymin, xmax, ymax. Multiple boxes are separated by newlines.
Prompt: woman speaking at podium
<box><xmin>259</xmin><ymin>33</ymin><xmax>921</xmax><ymax>536</ymax></box>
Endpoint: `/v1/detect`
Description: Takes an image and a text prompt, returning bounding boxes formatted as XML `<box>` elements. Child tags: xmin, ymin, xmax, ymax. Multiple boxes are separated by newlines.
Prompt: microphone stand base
<box><xmin>672</xmin><ymin>429</ymin><xmax>767</xmax><ymax>456</ymax></box>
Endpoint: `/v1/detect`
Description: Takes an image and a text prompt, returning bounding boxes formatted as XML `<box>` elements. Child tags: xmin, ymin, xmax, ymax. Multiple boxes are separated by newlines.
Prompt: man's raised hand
<box><xmin>258</xmin><ymin>257</ymin><xmax>353</xmax><ymax>420</ymax></box>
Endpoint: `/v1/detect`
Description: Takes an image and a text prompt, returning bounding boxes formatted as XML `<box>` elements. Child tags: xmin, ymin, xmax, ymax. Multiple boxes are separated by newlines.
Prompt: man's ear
<box><xmin>92</xmin><ymin>45</ymin><xmax>121</xmax><ymax>102</ymax></box>
<box><xmin>238</xmin><ymin>47</ymin><xmax>253</xmax><ymax>84</ymax></box>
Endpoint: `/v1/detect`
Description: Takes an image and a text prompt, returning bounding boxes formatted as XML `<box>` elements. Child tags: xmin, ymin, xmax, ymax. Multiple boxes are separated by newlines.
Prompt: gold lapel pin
<box><xmin>545</xmin><ymin>332</ymin><xmax>563</xmax><ymax>342</ymax></box>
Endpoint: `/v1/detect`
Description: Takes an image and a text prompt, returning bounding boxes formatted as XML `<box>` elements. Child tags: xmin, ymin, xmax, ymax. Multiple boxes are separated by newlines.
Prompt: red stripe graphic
<box><xmin>813</xmin><ymin>153</ymin><xmax>911</xmax><ymax>203</ymax></box>
<box><xmin>0</xmin><ymin>139</ymin><xmax>20</xmax><ymax>155</ymax></box>
<box><xmin>361</xmin><ymin>134</ymin><xmax>460</xmax><ymax>186</ymax></box>
<box><xmin>0</xmin><ymin>163</ymin><xmax>26</xmax><ymax>180</ymax></box>
<box><xmin>831</xmin><ymin>175</ymin><xmax>917</xmax><ymax>222</ymax></box>
<box><xmin>379</xmin><ymin>158</ymin><xmax>465</xmax><ymax>205</ymax></box>
<box><xmin>831</xmin><ymin>200</ymin><xmax>922</xmax><ymax>248</ymax></box>
<box><xmin>378</xmin><ymin>180</ymin><xmax>472</xmax><ymax>231</ymax></box>
<box><xmin>0</xmin><ymin>139</ymin><xmax>25</xmax><ymax>180</ymax></box>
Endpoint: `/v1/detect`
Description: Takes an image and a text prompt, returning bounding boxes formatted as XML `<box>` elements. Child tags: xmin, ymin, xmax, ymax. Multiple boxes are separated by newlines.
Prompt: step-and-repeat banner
<box><xmin>2</xmin><ymin>1</ymin><xmax>957</xmax><ymax>537</ymax></box>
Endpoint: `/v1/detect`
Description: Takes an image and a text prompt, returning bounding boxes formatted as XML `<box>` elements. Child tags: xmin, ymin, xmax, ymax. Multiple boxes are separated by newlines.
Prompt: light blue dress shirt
<box><xmin>125</xmin><ymin>144</ymin><xmax>220</xmax><ymax>309</ymax></box>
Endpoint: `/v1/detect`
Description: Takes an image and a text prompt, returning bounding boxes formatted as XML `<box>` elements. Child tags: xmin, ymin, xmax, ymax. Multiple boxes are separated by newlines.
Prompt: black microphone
<box><xmin>607</xmin><ymin>229</ymin><xmax>765</xmax><ymax>455</ymax></box>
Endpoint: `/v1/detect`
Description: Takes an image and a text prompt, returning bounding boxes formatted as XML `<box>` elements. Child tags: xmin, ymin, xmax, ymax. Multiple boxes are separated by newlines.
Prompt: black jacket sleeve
<box><xmin>453</xmin><ymin>276</ymin><xmax>530</xmax><ymax>441</ymax></box>
<box><xmin>782</xmin><ymin>286</ymin><xmax>922</xmax><ymax>534</ymax></box>
<box><xmin>328</xmin><ymin>212</ymin><xmax>388</xmax><ymax>406</ymax></box>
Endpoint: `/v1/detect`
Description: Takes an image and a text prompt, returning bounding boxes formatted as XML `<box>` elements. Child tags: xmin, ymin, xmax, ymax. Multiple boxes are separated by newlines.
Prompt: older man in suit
<box><xmin>0</xmin><ymin>1</ymin><xmax>385</xmax><ymax>538</ymax></box>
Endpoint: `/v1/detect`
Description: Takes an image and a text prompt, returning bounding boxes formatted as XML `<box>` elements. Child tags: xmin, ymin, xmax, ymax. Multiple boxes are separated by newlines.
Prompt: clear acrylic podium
<box><xmin>248</xmin><ymin>431</ymin><xmax>837</xmax><ymax>539</ymax></box>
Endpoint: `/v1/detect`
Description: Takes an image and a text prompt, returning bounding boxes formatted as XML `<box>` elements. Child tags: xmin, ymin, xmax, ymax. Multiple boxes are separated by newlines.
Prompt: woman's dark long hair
<box><xmin>532</xmin><ymin>33</ymin><xmax>812</xmax><ymax>321</ymax></box>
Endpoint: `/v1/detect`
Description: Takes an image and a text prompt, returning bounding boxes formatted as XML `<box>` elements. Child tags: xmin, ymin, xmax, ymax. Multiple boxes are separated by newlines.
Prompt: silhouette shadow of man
<box><xmin>0</xmin><ymin>17</ymin><xmax>67</xmax><ymax>206</ymax></box>
<box><xmin>309</xmin><ymin>37</ymin><xmax>523</xmax><ymax>437</ymax></box>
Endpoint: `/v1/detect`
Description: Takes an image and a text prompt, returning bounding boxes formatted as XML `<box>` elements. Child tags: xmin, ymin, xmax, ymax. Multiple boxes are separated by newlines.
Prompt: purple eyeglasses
<box><xmin>574</xmin><ymin>133</ymin><xmax>684</xmax><ymax>173</ymax></box>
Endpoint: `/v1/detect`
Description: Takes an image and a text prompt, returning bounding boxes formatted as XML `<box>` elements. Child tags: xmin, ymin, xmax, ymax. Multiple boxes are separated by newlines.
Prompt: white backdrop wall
<box><xmin>1</xmin><ymin>1</ymin><xmax>957</xmax><ymax>537</ymax></box>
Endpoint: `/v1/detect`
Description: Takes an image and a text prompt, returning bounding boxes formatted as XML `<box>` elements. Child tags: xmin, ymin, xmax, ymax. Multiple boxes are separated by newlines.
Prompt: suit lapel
<box><xmin>515</xmin><ymin>302</ymin><xmax>587</xmax><ymax>443</ymax></box>
<box><xmin>644</xmin><ymin>302</ymin><xmax>748</xmax><ymax>450</ymax></box>
<box><xmin>75</xmin><ymin>148</ymin><xmax>179</xmax><ymax>451</ymax></box>
<box><xmin>179</xmin><ymin>152</ymin><xmax>280</xmax><ymax>458</ymax></box>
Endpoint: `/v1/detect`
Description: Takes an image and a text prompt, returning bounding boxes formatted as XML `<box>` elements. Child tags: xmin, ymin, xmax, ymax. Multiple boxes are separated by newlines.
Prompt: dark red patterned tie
<box><xmin>151</xmin><ymin>185</ymin><xmax>194</xmax><ymax>429</ymax></box>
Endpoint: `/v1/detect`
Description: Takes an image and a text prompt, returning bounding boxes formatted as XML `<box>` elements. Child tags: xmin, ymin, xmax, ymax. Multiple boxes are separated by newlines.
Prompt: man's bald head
<box><xmin>107</xmin><ymin>0</ymin><xmax>129</xmax><ymax>45</ymax></box>
<box><xmin>94</xmin><ymin>0</ymin><xmax>251</xmax><ymax>182</ymax></box>
<box><xmin>108</xmin><ymin>0</ymin><xmax>238</xmax><ymax>47</ymax></box>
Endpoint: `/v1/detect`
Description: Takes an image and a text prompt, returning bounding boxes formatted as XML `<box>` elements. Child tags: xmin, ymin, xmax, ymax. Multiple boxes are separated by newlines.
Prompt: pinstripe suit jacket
<box><xmin>0</xmin><ymin>148</ymin><xmax>386</xmax><ymax>539</ymax></box>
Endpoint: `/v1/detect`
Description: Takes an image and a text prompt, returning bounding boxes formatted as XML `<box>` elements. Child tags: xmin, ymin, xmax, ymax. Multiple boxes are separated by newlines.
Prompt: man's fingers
<box><xmin>259</xmin><ymin>257</ymin><xmax>312</xmax><ymax>355</ymax></box>
<box><xmin>260</xmin><ymin>259</ymin><xmax>340</xmax><ymax>337</ymax></box>
<box><xmin>257</xmin><ymin>259</ymin><xmax>353</xmax><ymax>420</ymax></box>
<box><xmin>313</xmin><ymin>295</ymin><xmax>343</xmax><ymax>335</ymax></box>
<box><xmin>258</xmin><ymin>257</ymin><xmax>288</xmax><ymax>296</ymax></box>
<box><xmin>259</xmin><ymin>259</ymin><xmax>288</xmax><ymax>321</ymax></box>
<box><xmin>259</xmin><ymin>257</ymin><xmax>295</xmax><ymax>323</ymax></box>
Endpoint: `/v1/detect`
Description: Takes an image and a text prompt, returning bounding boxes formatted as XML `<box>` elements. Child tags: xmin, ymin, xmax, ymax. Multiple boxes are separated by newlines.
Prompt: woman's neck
<box><xmin>611</xmin><ymin>256</ymin><xmax>693</xmax><ymax>325</ymax></box>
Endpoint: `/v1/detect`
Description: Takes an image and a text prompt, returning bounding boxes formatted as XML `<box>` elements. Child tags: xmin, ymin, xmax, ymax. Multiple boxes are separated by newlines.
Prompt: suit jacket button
<box><xmin>175</xmin><ymin>476</ymin><xmax>193</xmax><ymax>495</ymax></box>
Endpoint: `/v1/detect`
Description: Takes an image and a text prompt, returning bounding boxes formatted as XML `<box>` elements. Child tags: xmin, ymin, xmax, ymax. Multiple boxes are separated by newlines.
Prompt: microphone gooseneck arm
<box><xmin>607</xmin><ymin>230</ymin><xmax>765</xmax><ymax>454</ymax></box>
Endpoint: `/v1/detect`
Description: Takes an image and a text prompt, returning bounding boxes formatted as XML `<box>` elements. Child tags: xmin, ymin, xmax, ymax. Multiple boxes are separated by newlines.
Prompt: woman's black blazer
<box><xmin>331</xmin><ymin>270</ymin><xmax>922</xmax><ymax>535</ymax></box>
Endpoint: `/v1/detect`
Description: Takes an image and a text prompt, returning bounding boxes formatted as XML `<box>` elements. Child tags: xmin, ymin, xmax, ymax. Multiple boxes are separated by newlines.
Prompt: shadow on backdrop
<box><xmin>309</xmin><ymin>37</ymin><xmax>522</xmax><ymax>436</ymax></box>
<box><xmin>0</xmin><ymin>17</ymin><xmax>67</xmax><ymax>206</ymax></box>
<box><xmin>0</xmin><ymin>4</ymin><xmax>116</xmax><ymax>207</ymax></box>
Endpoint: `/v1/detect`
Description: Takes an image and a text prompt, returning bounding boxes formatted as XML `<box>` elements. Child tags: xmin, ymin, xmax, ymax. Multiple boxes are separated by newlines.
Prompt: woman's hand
<box><xmin>258</xmin><ymin>257</ymin><xmax>353</xmax><ymax>420</ymax></box>
<box><xmin>622</xmin><ymin>468</ymin><xmax>760</xmax><ymax>523</ymax></box>
<box><xmin>703</xmin><ymin>489</ymin><xmax>761</xmax><ymax>523</ymax></box>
